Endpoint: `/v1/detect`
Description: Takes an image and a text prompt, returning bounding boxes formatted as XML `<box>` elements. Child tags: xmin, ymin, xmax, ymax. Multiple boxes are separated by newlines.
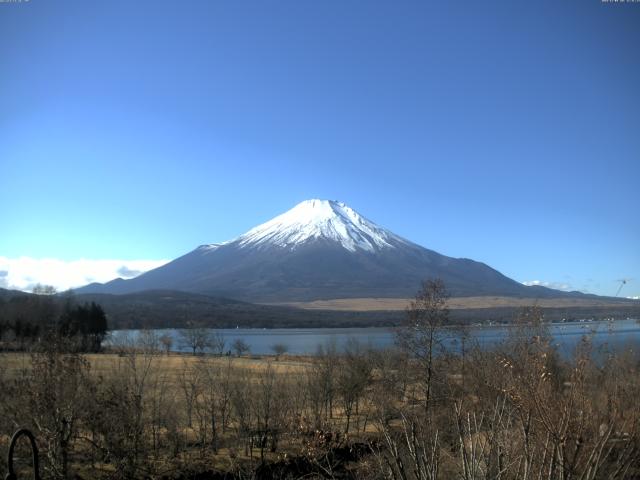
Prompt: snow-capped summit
<box><xmin>236</xmin><ymin>199</ymin><xmax>408</xmax><ymax>252</ymax></box>
<box><xmin>77</xmin><ymin>199</ymin><xmax>549</xmax><ymax>302</ymax></box>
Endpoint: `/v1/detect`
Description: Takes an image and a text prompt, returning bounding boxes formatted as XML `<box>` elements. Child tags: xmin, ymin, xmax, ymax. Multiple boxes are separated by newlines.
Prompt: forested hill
<box><xmin>73</xmin><ymin>290</ymin><xmax>398</xmax><ymax>329</ymax></box>
<box><xmin>2</xmin><ymin>288</ymin><xmax>638</xmax><ymax>331</ymax></box>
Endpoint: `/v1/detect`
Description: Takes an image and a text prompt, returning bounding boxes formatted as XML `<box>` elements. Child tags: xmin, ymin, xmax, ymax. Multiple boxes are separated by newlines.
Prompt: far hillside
<box><xmin>2</xmin><ymin>287</ymin><xmax>638</xmax><ymax>332</ymax></box>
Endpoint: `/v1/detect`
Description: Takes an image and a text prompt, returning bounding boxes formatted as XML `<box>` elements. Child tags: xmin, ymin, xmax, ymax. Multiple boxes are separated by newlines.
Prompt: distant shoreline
<box><xmin>109</xmin><ymin>317</ymin><xmax>639</xmax><ymax>332</ymax></box>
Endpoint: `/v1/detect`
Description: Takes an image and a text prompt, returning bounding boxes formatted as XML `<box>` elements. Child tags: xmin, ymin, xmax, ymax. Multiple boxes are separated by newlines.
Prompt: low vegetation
<box><xmin>0</xmin><ymin>281</ymin><xmax>639</xmax><ymax>479</ymax></box>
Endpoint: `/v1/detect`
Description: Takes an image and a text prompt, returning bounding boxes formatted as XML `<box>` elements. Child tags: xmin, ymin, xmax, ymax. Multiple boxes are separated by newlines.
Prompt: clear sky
<box><xmin>1</xmin><ymin>0</ymin><xmax>638</xmax><ymax>297</ymax></box>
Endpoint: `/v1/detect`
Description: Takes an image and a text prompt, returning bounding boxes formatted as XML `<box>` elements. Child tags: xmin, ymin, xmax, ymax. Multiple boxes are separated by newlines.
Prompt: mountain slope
<box><xmin>77</xmin><ymin>199</ymin><xmax>586</xmax><ymax>302</ymax></box>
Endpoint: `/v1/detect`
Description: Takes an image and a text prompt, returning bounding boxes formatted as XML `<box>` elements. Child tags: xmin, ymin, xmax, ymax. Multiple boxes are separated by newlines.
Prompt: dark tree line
<box><xmin>0</xmin><ymin>293</ymin><xmax>108</xmax><ymax>352</ymax></box>
<box><xmin>57</xmin><ymin>302</ymin><xmax>108</xmax><ymax>352</ymax></box>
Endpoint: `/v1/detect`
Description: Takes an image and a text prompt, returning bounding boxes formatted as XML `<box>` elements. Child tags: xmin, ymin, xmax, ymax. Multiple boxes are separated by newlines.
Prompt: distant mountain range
<box><xmin>77</xmin><ymin>199</ymin><xmax>593</xmax><ymax>302</ymax></box>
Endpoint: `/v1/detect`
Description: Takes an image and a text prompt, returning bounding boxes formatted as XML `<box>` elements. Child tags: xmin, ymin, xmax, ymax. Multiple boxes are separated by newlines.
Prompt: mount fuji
<box><xmin>77</xmin><ymin>199</ymin><xmax>577</xmax><ymax>302</ymax></box>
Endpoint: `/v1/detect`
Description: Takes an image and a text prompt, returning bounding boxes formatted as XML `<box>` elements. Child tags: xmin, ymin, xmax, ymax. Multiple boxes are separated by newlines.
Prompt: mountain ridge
<box><xmin>75</xmin><ymin>200</ymin><xmax>601</xmax><ymax>302</ymax></box>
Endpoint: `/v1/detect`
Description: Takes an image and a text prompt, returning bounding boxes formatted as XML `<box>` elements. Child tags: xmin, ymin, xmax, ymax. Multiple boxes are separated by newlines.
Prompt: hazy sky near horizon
<box><xmin>1</xmin><ymin>0</ymin><xmax>638</xmax><ymax>297</ymax></box>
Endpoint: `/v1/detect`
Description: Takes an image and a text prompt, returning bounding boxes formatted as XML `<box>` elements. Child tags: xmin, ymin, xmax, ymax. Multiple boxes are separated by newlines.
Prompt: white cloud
<box><xmin>627</xmin><ymin>296</ymin><xmax>640</xmax><ymax>300</ymax></box>
<box><xmin>0</xmin><ymin>257</ymin><xmax>169</xmax><ymax>293</ymax></box>
<box><xmin>522</xmin><ymin>280</ymin><xmax>574</xmax><ymax>291</ymax></box>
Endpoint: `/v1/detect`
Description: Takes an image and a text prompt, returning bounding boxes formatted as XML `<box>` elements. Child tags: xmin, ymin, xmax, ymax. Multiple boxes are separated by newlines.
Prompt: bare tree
<box><xmin>210</xmin><ymin>331</ymin><xmax>226</xmax><ymax>356</ymax></box>
<box><xmin>271</xmin><ymin>343</ymin><xmax>288</xmax><ymax>360</ymax></box>
<box><xmin>147</xmin><ymin>370</ymin><xmax>175</xmax><ymax>461</ymax></box>
<box><xmin>159</xmin><ymin>333</ymin><xmax>173</xmax><ymax>355</ymax></box>
<box><xmin>232</xmin><ymin>338</ymin><xmax>250</xmax><ymax>357</ymax></box>
<box><xmin>179</xmin><ymin>327</ymin><xmax>212</xmax><ymax>355</ymax></box>
<box><xmin>32</xmin><ymin>283</ymin><xmax>58</xmax><ymax>295</ymax></box>
<box><xmin>252</xmin><ymin>363</ymin><xmax>290</xmax><ymax>463</ymax></box>
<box><xmin>84</xmin><ymin>343</ymin><xmax>155</xmax><ymax>479</ymax></box>
<box><xmin>109</xmin><ymin>330</ymin><xmax>134</xmax><ymax>355</ymax></box>
<box><xmin>138</xmin><ymin>329</ymin><xmax>160</xmax><ymax>354</ymax></box>
<box><xmin>230</xmin><ymin>369</ymin><xmax>254</xmax><ymax>456</ymax></box>
<box><xmin>196</xmin><ymin>356</ymin><xmax>234</xmax><ymax>453</ymax></box>
<box><xmin>178</xmin><ymin>360</ymin><xmax>201</xmax><ymax>428</ymax></box>
<box><xmin>27</xmin><ymin>337</ymin><xmax>92</xmax><ymax>479</ymax></box>
<box><xmin>310</xmin><ymin>340</ymin><xmax>339</xmax><ymax>425</ymax></box>
<box><xmin>397</xmin><ymin>278</ymin><xmax>449</xmax><ymax>415</ymax></box>
<box><xmin>336</xmin><ymin>339</ymin><xmax>372</xmax><ymax>433</ymax></box>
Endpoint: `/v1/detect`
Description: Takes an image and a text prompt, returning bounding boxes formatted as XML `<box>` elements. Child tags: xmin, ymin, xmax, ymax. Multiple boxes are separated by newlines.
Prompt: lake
<box><xmin>108</xmin><ymin>318</ymin><xmax>640</xmax><ymax>357</ymax></box>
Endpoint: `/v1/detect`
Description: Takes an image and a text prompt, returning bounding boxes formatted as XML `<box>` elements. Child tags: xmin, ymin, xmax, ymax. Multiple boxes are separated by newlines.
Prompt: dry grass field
<box><xmin>267</xmin><ymin>295</ymin><xmax>637</xmax><ymax>311</ymax></box>
<box><xmin>0</xmin><ymin>350</ymin><xmax>332</xmax><ymax>478</ymax></box>
<box><xmin>0</xmin><ymin>351</ymin><xmax>313</xmax><ymax>382</ymax></box>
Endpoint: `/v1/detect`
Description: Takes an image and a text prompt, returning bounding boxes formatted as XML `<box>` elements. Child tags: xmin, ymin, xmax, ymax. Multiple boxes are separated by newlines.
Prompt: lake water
<box><xmin>109</xmin><ymin>318</ymin><xmax>640</xmax><ymax>357</ymax></box>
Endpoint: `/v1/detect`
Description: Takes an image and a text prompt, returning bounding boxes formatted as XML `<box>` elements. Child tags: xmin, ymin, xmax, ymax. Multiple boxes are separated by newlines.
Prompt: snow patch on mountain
<box><xmin>197</xmin><ymin>243</ymin><xmax>223</xmax><ymax>252</ymax></box>
<box><xmin>236</xmin><ymin>199</ymin><xmax>410</xmax><ymax>252</ymax></box>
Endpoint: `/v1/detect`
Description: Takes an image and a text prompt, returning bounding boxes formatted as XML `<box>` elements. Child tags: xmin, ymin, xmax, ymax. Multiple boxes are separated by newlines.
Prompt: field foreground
<box><xmin>1</xmin><ymin>323</ymin><xmax>640</xmax><ymax>479</ymax></box>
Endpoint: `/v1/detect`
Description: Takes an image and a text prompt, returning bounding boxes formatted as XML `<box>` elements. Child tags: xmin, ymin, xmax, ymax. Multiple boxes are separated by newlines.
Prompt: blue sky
<box><xmin>0</xmin><ymin>0</ymin><xmax>638</xmax><ymax>297</ymax></box>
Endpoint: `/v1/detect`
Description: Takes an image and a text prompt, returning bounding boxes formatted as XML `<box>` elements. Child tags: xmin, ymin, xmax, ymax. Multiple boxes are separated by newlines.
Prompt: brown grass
<box><xmin>0</xmin><ymin>351</ymin><xmax>313</xmax><ymax>381</ymax></box>
<box><xmin>265</xmin><ymin>296</ymin><xmax>635</xmax><ymax>311</ymax></box>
